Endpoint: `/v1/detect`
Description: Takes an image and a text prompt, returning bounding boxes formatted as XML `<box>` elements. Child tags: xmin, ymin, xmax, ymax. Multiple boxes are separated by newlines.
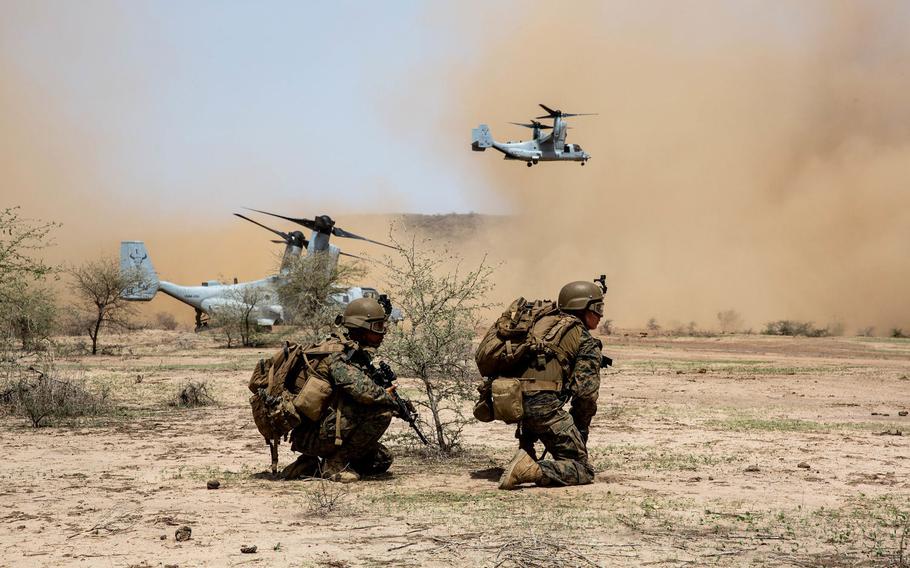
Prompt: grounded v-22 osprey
<box><xmin>471</xmin><ymin>103</ymin><xmax>595</xmax><ymax>167</ymax></box>
<box><xmin>120</xmin><ymin>210</ymin><xmax>395</xmax><ymax>331</ymax></box>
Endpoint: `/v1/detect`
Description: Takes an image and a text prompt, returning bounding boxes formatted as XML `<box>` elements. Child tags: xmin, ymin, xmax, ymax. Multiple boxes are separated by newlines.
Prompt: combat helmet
<box><xmin>557</xmin><ymin>281</ymin><xmax>604</xmax><ymax>316</ymax></box>
<box><xmin>340</xmin><ymin>297</ymin><xmax>388</xmax><ymax>334</ymax></box>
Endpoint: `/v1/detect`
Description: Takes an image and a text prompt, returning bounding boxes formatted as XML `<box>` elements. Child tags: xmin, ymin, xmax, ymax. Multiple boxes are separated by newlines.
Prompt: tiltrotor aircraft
<box><xmin>471</xmin><ymin>103</ymin><xmax>595</xmax><ymax>167</ymax></box>
<box><xmin>120</xmin><ymin>210</ymin><xmax>395</xmax><ymax>331</ymax></box>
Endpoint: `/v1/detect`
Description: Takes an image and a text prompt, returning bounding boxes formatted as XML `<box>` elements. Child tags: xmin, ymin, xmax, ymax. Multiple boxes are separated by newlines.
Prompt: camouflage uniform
<box><xmin>485</xmin><ymin>318</ymin><xmax>602</xmax><ymax>486</ymax></box>
<box><xmin>288</xmin><ymin>332</ymin><xmax>397</xmax><ymax>476</ymax></box>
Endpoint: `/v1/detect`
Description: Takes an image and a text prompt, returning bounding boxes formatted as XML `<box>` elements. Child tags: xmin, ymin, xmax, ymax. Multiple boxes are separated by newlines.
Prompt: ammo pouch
<box><xmin>294</xmin><ymin>375</ymin><xmax>332</xmax><ymax>422</ymax></box>
<box><xmin>490</xmin><ymin>377</ymin><xmax>564</xmax><ymax>424</ymax></box>
<box><xmin>292</xmin><ymin>353</ymin><xmax>334</xmax><ymax>422</ymax></box>
<box><xmin>491</xmin><ymin>378</ymin><xmax>523</xmax><ymax>424</ymax></box>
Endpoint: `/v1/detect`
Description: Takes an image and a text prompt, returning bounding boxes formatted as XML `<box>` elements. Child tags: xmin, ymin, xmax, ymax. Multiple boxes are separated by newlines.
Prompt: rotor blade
<box><xmin>234</xmin><ymin>213</ymin><xmax>289</xmax><ymax>241</ymax></box>
<box><xmin>331</xmin><ymin>226</ymin><xmax>400</xmax><ymax>250</ymax></box>
<box><xmin>270</xmin><ymin>239</ymin><xmax>285</xmax><ymax>244</ymax></box>
<box><xmin>539</xmin><ymin>103</ymin><xmax>559</xmax><ymax>116</ymax></box>
<box><xmin>535</xmin><ymin>113</ymin><xmax>597</xmax><ymax>119</ymax></box>
<box><xmin>244</xmin><ymin>208</ymin><xmax>316</xmax><ymax>231</ymax></box>
<box><xmin>339</xmin><ymin>251</ymin><xmax>365</xmax><ymax>260</ymax></box>
<box><xmin>509</xmin><ymin>122</ymin><xmax>552</xmax><ymax>129</ymax></box>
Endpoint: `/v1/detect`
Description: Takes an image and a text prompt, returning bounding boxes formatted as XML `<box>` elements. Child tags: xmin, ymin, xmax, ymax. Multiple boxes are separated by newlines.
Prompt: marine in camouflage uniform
<box><xmin>282</xmin><ymin>298</ymin><xmax>398</xmax><ymax>483</ymax></box>
<box><xmin>498</xmin><ymin>280</ymin><xmax>606</xmax><ymax>489</ymax></box>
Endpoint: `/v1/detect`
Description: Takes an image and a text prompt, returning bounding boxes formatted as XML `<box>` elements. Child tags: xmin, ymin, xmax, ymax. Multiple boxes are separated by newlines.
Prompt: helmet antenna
<box><xmin>594</xmin><ymin>274</ymin><xmax>608</xmax><ymax>294</ymax></box>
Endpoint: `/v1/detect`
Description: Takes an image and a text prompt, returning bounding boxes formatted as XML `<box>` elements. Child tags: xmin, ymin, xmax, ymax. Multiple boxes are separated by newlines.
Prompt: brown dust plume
<box><xmin>433</xmin><ymin>1</ymin><xmax>910</xmax><ymax>332</ymax></box>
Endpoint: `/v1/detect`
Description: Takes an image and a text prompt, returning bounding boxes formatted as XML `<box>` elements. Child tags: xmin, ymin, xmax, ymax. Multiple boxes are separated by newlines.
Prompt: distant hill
<box><xmin>397</xmin><ymin>213</ymin><xmax>504</xmax><ymax>242</ymax></box>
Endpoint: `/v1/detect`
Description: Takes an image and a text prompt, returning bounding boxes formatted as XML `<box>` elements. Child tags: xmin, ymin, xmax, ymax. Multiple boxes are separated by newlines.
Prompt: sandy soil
<box><xmin>2</xmin><ymin>330</ymin><xmax>909</xmax><ymax>567</ymax></box>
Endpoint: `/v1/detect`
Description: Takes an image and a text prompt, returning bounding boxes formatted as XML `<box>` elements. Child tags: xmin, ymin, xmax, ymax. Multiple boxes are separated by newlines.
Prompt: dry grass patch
<box><xmin>168</xmin><ymin>380</ymin><xmax>215</xmax><ymax>407</ymax></box>
<box><xmin>0</xmin><ymin>367</ymin><xmax>111</xmax><ymax>427</ymax></box>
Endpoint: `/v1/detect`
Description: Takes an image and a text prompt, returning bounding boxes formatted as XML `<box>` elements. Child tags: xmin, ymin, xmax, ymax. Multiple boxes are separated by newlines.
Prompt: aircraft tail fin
<box><xmin>471</xmin><ymin>124</ymin><xmax>493</xmax><ymax>151</ymax></box>
<box><xmin>120</xmin><ymin>241</ymin><xmax>160</xmax><ymax>301</ymax></box>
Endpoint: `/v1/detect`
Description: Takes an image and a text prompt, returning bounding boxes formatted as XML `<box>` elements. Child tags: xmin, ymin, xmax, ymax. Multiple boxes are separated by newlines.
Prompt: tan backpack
<box><xmin>474</xmin><ymin>298</ymin><xmax>582</xmax><ymax>423</ymax></box>
<box><xmin>248</xmin><ymin>340</ymin><xmax>340</xmax><ymax>474</ymax></box>
<box><xmin>475</xmin><ymin>298</ymin><xmax>581</xmax><ymax>379</ymax></box>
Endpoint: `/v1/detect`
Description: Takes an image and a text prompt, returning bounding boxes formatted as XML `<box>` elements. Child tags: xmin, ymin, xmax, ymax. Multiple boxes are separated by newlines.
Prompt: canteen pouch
<box><xmin>294</xmin><ymin>375</ymin><xmax>333</xmax><ymax>422</ymax></box>
<box><xmin>491</xmin><ymin>378</ymin><xmax>523</xmax><ymax>424</ymax></box>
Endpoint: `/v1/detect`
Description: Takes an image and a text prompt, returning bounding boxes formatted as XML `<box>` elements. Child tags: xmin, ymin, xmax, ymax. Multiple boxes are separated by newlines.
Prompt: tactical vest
<box><xmin>475</xmin><ymin>297</ymin><xmax>582</xmax><ymax>389</ymax></box>
<box><xmin>474</xmin><ymin>298</ymin><xmax>583</xmax><ymax>424</ymax></box>
<box><xmin>248</xmin><ymin>334</ymin><xmax>357</xmax><ymax>474</ymax></box>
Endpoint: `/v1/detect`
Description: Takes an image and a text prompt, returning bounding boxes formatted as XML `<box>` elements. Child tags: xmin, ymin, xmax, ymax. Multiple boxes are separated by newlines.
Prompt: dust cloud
<box><xmin>434</xmin><ymin>0</ymin><xmax>910</xmax><ymax>332</ymax></box>
<box><xmin>3</xmin><ymin>2</ymin><xmax>909</xmax><ymax>333</ymax></box>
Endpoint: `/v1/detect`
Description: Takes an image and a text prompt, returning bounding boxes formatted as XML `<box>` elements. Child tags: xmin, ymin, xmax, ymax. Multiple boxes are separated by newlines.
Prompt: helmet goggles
<box><xmin>367</xmin><ymin>319</ymin><xmax>387</xmax><ymax>334</ymax></box>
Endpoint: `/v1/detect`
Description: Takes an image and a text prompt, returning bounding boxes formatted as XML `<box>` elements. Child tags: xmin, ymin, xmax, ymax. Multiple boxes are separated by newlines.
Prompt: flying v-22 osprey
<box><xmin>472</xmin><ymin>103</ymin><xmax>595</xmax><ymax>167</ymax></box>
<box><xmin>120</xmin><ymin>210</ymin><xmax>394</xmax><ymax>330</ymax></box>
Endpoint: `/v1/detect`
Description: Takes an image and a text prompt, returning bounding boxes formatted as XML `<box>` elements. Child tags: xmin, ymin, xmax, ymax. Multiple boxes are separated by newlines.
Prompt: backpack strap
<box><xmin>334</xmin><ymin>396</ymin><xmax>344</xmax><ymax>446</ymax></box>
<box><xmin>545</xmin><ymin>315</ymin><xmax>583</xmax><ymax>371</ymax></box>
<box><xmin>268</xmin><ymin>437</ymin><xmax>279</xmax><ymax>475</ymax></box>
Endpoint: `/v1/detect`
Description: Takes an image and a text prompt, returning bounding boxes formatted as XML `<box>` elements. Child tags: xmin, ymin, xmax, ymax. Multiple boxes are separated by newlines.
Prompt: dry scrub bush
<box><xmin>0</xmin><ymin>207</ymin><xmax>59</xmax><ymax>351</ymax></box>
<box><xmin>154</xmin><ymin>311</ymin><xmax>179</xmax><ymax>331</ymax></box>
<box><xmin>1</xmin><ymin>285</ymin><xmax>57</xmax><ymax>351</ymax></box>
<box><xmin>210</xmin><ymin>286</ymin><xmax>268</xmax><ymax>348</ymax></box>
<box><xmin>278</xmin><ymin>252</ymin><xmax>365</xmax><ymax>344</ymax></box>
<box><xmin>763</xmin><ymin>320</ymin><xmax>845</xmax><ymax>337</ymax></box>
<box><xmin>716</xmin><ymin>309</ymin><xmax>743</xmax><ymax>333</ymax></box>
<box><xmin>0</xmin><ymin>365</ymin><xmax>110</xmax><ymax>427</ymax></box>
<box><xmin>0</xmin><ymin>207</ymin><xmax>58</xmax><ymax>302</ymax></box>
<box><xmin>667</xmin><ymin>320</ymin><xmax>716</xmax><ymax>337</ymax></box>
<box><xmin>69</xmin><ymin>256</ymin><xmax>142</xmax><ymax>355</ymax></box>
<box><xmin>169</xmin><ymin>381</ymin><xmax>215</xmax><ymax>407</ymax></box>
<box><xmin>304</xmin><ymin>475</ymin><xmax>348</xmax><ymax>517</ymax></box>
<box><xmin>380</xmin><ymin>235</ymin><xmax>495</xmax><ymax>455</ymax></box>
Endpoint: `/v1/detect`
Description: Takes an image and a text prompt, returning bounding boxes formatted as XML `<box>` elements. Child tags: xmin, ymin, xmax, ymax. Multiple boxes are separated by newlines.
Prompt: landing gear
<box><xmin>194</xmin><ymin>308</ymin><xmax>209</xmax><ymax>333</ymax></box>
<box><xmin>526</xmin><ymin>162</ymin><xmax>533</xmax><ymax>168</ymax></box>
<box><xmin>581</xmin><ymin>160</ymin><xmax>586</xmax><ymax>166</ymax></box>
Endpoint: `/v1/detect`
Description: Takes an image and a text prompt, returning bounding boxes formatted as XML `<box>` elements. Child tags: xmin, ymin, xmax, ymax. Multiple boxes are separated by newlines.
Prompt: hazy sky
<box><xmin>3</xmin><ymin>1</ymin><xmax>909</xmax><ymax>330</ymax></box>
<box><xmin>4</xmin><ymin>1</ymin><xmax>904</xmax><ymax>217</ymax></box>
<box><xmin>1</xmin><ymin>1</ymin><xmax>493</xmax><ymax>215</ymax></box>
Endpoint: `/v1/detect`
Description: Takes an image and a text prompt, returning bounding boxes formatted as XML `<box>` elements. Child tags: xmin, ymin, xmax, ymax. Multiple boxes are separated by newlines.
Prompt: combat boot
<box><xmin>280</xmin><ymin>455</ymin><xmax>321</xmax><ymax>480</ymax></box>
<box><xmin>322</xmin><ymin>458</ymin><xmax>361</xmax><ymax>484</ymax></box>
<box><xmin>499</xmin><ymin>449</ymin><xmax>543</xmax><ymax>490</ymax></box>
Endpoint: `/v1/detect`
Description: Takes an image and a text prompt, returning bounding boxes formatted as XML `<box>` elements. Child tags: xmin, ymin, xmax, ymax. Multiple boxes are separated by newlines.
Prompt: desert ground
<box><xmin>1</xmin><ymin>330</ymin><xmax>909</xmax><ymax>568</ymax></box>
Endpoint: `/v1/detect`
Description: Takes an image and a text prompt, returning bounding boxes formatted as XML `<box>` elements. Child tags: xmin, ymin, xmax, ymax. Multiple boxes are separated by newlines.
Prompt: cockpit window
<box><xmin>564</xmin><ymin>145</ymin><xmax>571</xmax><ymax>152</ymax></box>
<box><xmin>575</xmin><ymin>145</ymin><xmax>583</xmax><ymax>152</ymax></box>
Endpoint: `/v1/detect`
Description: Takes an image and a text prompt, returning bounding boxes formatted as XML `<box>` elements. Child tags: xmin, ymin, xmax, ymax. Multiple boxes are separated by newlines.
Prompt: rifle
<box><xmin>367</xmin><ymin>360</ymin><xmax>430</xmax><ymax>445</ymax></box>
